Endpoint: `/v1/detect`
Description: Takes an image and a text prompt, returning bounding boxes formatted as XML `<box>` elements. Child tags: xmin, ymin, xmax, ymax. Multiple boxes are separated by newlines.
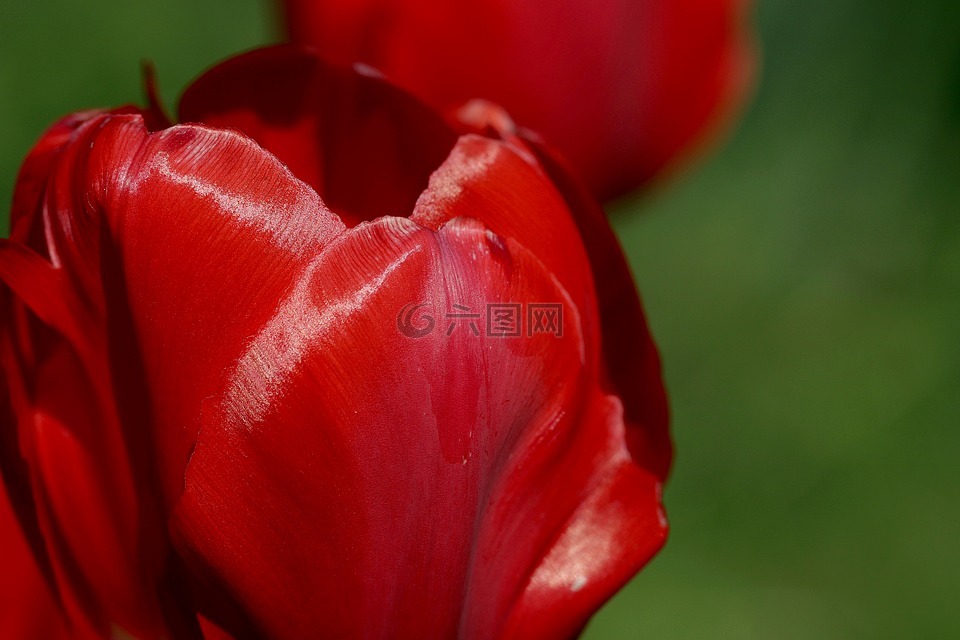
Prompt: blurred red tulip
<box><xmin>1</xmin><ymin>46</ymin><xmax>670</xmax><ymax>638</ymax></box>
<box><xmin>280</xmin><ymin>0</ymin><xmax>755</xmax><ymax>201</ymax></box>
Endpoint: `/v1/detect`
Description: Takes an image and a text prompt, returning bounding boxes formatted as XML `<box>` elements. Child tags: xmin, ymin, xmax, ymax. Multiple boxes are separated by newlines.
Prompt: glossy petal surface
<box><xmin>2</xmin><ymin>112</ymin><xmax>344</xmax><ymax>635</ymax></box>
<box><xmin>171</xmin><ymin>216</ymin><xmax>665</xmax><ymax>638</ymax></box>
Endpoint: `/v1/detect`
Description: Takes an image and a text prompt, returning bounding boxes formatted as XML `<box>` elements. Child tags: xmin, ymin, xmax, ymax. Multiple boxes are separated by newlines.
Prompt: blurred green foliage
<box><xmin>1</xmin><ymin>1</ymin><xmax>958</xmax><ymax>638</ymax></box>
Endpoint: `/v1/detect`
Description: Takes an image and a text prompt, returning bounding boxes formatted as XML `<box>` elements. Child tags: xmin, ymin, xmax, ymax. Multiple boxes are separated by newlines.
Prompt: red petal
<box><xmin>0</xmin><ymin>369</ymin><xmax>69</xmax><ymax>640</ymax></box>
<box><xmin>436</xmin><ymin>102</ymin><xmax>671</xmax><ymax>479</ymax></box>
<box><xmin>1</xmin><ymin>218</ymin><xmax>174</xmax><ymax>637</ymax></box>
<box><xmin>526</xmin><ymin>140</ymin><xmax>672</xmax><ymax>479</ymax></box>
<box><xmin>281</xmin><ymin>0</ymin><xmax>754</xmax><ymax>200</ymax></box>
<box><xmin>180</xmin><ymin>45</ymin><xmax>458</xmax><ymax>225</ymax></box>
<box><xmin>0</xmin><ymin>490</ymin><xmax>69</xmax><ymax>639</ymax></box>
<box><xmin>38</xmin><ymin>113</ymin><xmax>345</xmax><ymax>506</ymax></box>
<box><xmin>168</xmin><ymin>216</ymin><xmax>663</xmax><ymax>637</ymax></box>
<box><xmin>3</xmin><ymin>329</ymin><xmax>190</xmax><ymax>638</ymax></box>
<box><xmin>10</xmin><ymin>108</ymin><xmax>143</xmax><ymax>254</ymax></box>
<box><xmin>3</xmin><ymin>111</ymin><xmax>346</xmax><ymax>633</ymax></box>
<box><xmin>411</xmin><ymin>133</ymin><xmax>601</xmax><ymax>374</ymax></box>
<box><xmin>503</xmin><ymin>401</ymin><xmax>667</xmax><ymax>638</ymax></box>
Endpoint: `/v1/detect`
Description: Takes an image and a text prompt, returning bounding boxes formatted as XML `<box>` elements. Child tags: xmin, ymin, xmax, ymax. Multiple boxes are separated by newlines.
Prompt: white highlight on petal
<box><xmin>353</xmin><ymin>62</ymin><xmax>385</xmax><ymax>79</ymax></box>
<box><xmin>414</xmin><ymin>136</ymin><xmax>501</xmax><ymax>212</ymax></box>
<box><xmin>224</xmin><ymin>242</ymin><xmax>420</xmax><ymax>430</ymax></box>
<box><xmin>131</xmin><ymin>128</ymin><xmax>342</xmax><ymax>254</ymax></box>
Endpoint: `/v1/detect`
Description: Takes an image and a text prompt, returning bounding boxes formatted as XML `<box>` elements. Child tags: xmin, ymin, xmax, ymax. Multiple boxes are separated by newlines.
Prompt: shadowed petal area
<box><xmin>170</xmin><ymin>216</ymin><xmax>665</xmax><ymax>638</ymax></box>
<box><xmin>1</xmin><ymin>154</ymin><xmax>176</xmax><ymax>636</ymax></box>
<box><xmin>179</xmin><ymin>45</ymin><xmax>459</xmax><ymax>225</ymax></box>
<box><xmin>527</xmin><ymin>141</ymin><xmax>672</xmax><ymax>480</ymax></box>
<box><xmin>0</xmin><ymin>493</ymin><xmax>68</xmax><ymax>639</ymax></box>
<box><xmin>0</xmin><ymin>376</ymin><xmax>68</xmax><ymax>640</ymax></box>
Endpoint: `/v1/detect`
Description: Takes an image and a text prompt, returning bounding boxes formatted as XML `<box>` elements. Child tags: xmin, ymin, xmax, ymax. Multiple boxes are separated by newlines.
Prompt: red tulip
<box><xmin>279</xmin><ymin>0</ymin><xmax>755</xmax><ymax>201</ymax></box>
<box><xmin>0</xmin><ymin>46</ymin><xmax>670</xmax><ymax>638</ymax></box>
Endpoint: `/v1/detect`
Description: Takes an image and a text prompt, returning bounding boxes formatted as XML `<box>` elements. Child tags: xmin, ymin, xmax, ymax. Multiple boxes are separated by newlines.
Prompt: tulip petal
<box><xmin>1</xmin><ymin>214</ymin><xmax>173</xmax><ymax>637</ymax></box>
<box><xmin>435</xmin><ymin>102</ymin><xmax>671</xmax><ymax>479</ymax></box>
<box><xmin>35</xmin><ymin>113</ymin><xmax>345</xmax><ymax>506</ymax></box>
<box><xmin>0</xmin><ymin>486</ymin><xmax>69</xmax><ymax>639</ymax></box>
<box><xmin>9</xmin><ymin>108</ymin><xmax>146</xmax><ymax>253</ymax></box>
<box><xmin>0</xmin><ymin>366</ymin><xmax>69</xmax><ymax>640</ymax></box>
<box><xmin>411</xmin><ymin>133</ymin><xmax>601</xmax><ymax>373</ymax></box>
<box><xmin>2</xmin><ymin>112</ymin><xmax>346</xmax><ymax>634</ymax></box>
<box><xmin>179</xmin><ymin>45</ymin><xmax>459</xmax><ymax>225</ymax></box>
<box><xmin>503</xmin><ymin>419</ymin><xmax>667</xmax><ymax>638</ymax></box>
<box><xmin>527</xmin><ymin>142</ymin><xmax>672</xmax><ymax>480</ymax></box>
<box><xmin>169</xmin><ymin>216</ymin><xmax>663</xmax><ymax>638</ymax></box>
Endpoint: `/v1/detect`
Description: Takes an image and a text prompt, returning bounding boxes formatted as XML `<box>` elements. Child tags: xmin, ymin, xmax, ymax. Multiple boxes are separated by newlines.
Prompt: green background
<box><xmin>1</xmin><ymin>1</ymin><xmax>958</xmax><ymax>637</ymax></box>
